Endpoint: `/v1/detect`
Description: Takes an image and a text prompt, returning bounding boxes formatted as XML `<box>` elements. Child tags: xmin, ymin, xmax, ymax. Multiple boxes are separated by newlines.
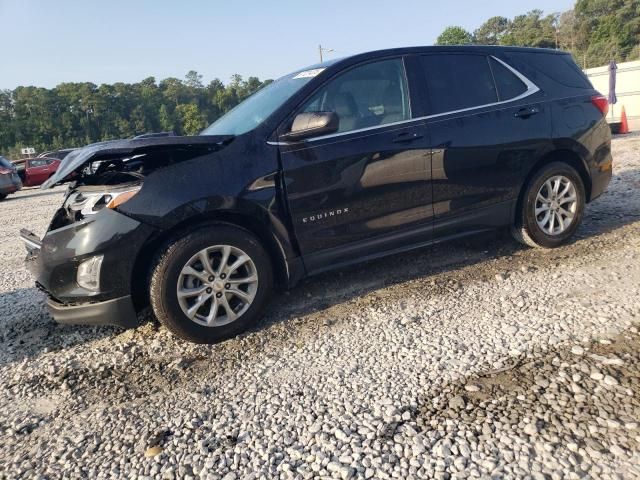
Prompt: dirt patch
<box><xmin>418</xmin><ymin>323</ymin><xmax>640</xmax><ymax>462</ymax></box>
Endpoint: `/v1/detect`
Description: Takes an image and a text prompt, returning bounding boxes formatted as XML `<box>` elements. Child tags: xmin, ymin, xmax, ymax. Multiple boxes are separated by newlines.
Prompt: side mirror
<box><xmin>280</xmin><ymin>112</ymin><xmax>339</xmax><ymax>142</ymax></box>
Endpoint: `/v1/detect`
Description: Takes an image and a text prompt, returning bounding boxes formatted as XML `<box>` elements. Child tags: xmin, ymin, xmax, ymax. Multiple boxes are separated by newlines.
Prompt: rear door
<box><xmin>415</xmin><ymin>52</ymin><xmax>551</xmax><ymax>234</ymax></box>
<box><xmin>278</xmin><ymin>57</ymin><xmax>433</xmax><ymax>271</ymax></box>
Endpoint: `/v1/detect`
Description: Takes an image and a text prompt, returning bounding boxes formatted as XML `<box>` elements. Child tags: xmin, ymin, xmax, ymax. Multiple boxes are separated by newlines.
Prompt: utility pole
<box><xmin>318</xmin><ymin>45</ymin><xmax>334</xmax><ymax>63</ymax></box>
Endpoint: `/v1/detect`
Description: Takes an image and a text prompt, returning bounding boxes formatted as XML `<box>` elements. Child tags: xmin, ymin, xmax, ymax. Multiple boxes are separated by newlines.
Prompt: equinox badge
<box><xmin>303</xmin><ymin>208</ymin><xmax>349</xmax><ymax>223</ymax></box>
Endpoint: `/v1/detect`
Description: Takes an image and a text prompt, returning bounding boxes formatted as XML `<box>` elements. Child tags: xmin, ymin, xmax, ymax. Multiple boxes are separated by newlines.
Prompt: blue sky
<box><xmin>2</xmin><ymin>0</ymin><xmax>575</xmax><ymax>89</ymax></box>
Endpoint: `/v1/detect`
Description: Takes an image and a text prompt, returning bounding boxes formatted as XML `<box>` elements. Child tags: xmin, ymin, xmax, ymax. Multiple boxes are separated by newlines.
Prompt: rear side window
<box><xmin>419</xmin><ymin>54</ymin><xmax>498</xmax><ymax>115</ymax></box>
<box><xmin>489</xmin><ymin>58</ymin><xmax>527</xmax><ymax>101</ymax></box>
<box><xmin>507</xmin><ymin>52</ymin><xmax>592</xmax><ymax>89</ymax></box>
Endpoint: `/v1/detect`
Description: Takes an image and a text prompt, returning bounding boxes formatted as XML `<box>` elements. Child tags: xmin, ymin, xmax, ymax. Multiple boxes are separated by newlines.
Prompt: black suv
<box><xmin>21</xmin><ymin>46</ymin><xmax>612</xmax><ymax>343</ymax></box>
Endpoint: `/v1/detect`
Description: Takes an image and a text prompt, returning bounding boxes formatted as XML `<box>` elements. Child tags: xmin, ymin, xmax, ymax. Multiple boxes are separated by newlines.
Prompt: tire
<box><xmin>149</xmin><ymin>224</ymin><xmax>273</xmax><ymax>343</ymax></box>
<box><xmin>512</xmin><ymin>161</ymin><xmax>586</xmax><ymax>248</ymax></box>
<box><xmin>0</xmin><ymin>193</ymin><xmax>6</xmax><ymax>201</ymax></box>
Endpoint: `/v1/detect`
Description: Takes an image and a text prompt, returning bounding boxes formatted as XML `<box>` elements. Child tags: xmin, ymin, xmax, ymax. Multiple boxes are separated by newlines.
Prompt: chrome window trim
<box><xmin>266</xmin><ymin>116</ymin><xmax>428</xmax><ymax>146</ymax></box>
<box><xmin>268</xmin><ymin>55</ymin><xmax>540</xmax><ymax>147</ymax></box>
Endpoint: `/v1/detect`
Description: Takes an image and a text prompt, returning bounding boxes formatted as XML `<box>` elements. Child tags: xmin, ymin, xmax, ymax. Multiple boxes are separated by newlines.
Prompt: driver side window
<box><xmin>301</xmin><ymin>58</ymin><xmax>411</xmax><ymax>135</ymax></box>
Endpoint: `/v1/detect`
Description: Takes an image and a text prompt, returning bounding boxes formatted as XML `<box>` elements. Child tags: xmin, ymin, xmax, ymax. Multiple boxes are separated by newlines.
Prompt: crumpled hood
<box><xmin>41</xmin><ymin>135</ymin><xmax>234</xmax><ymax>189</ymax></box>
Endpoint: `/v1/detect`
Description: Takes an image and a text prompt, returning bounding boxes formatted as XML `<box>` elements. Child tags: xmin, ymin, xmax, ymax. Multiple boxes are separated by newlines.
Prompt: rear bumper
<box><xmin>47</xmin><ymin>295</ymin><xmax>139</xmax><ymax>327</ymax></box>
<box><xmin>589</xmin><ymin>151</ymin><xmax>613</xmax><ymax>202</ymax></box>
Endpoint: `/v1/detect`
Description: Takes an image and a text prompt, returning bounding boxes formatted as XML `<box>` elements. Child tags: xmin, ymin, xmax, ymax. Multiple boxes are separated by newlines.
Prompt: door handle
<box><xmin>392</xmin><ymin>132</ymin><xmax>424</xmax><ymax>143</ymax></box>
<box><xmin>514</xmin><ymin>107</ymin><xmax>540</xmax><ymax>119</ymax></box>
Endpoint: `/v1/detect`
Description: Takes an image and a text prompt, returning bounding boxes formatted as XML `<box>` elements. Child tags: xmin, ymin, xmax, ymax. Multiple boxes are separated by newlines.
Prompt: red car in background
<box><xmin>14</xmin><ymin>157</ymin><xmax>62</xmax><ymax>187</ymax></box>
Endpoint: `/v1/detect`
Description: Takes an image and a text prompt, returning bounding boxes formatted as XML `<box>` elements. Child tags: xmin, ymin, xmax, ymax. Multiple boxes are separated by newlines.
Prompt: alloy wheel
<box><xmin>176</xmin><ymin>245</ymin><xmax>259</xmax><ymax>327</ymax></box>
<box><xmin>535</xmin><ymin>175</ymin><xmax>578</xmax><ymax>236</ymax></box>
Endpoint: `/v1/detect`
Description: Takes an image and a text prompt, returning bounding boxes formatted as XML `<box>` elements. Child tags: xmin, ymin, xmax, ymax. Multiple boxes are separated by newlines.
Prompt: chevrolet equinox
<box><xmin>21</xmin><ymin>46</ymin><xmax>613</xmax><ymax>343</ymax></box>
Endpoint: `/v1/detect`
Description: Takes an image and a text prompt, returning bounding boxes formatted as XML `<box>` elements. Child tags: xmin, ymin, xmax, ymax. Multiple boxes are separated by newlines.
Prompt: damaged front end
<box><xmin>42</xmin><ymin>135</ymin><xmax>232</xmax><ymax>229</ymax></box>
<box><xmin>50</xmin><ymin>173</ymin><xmax>143</xmax><ymax>230</ymax></box>
<box><xmin>20</xmin><ymin>135</ymin><xmax>233</xmax><ymax>327</ymax></box>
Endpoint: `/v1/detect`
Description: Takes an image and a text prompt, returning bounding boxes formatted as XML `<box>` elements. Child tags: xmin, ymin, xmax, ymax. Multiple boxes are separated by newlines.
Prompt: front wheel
<box><xmin>149</xmin><ymin>224</ymin><xmax>273</xmax><ymax>343</ymax></box>
<box><xmin>512</xmin><ymin>162</ymin><xmax>586</xmax><ymax>248</ymax></box>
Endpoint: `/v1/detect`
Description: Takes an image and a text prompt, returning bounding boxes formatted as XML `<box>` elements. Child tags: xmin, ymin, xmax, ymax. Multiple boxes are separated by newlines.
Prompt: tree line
<box><xmin>0</xmin><ymin>72</ymin><xmax>272</xmax><ymax>157</ymax></box>
<box><xmin>436</xmin><ymin>0</ymin><xmax>639</xmax><ymax>67</ymax></box>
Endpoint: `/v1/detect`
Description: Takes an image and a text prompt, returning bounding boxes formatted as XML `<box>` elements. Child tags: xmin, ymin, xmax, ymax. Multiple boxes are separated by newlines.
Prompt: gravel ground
<box><xmin>1</xmin><ymin>135</ymin><xmax>639</xmax><ymax>479</ymax></box>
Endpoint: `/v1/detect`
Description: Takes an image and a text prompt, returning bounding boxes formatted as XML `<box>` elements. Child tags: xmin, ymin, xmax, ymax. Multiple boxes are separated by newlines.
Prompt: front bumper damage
<box><xmin>45</xmin><ymin>295</ymin><xmax>138</xmax><ymax>327</ymax></box>
<box><xmin>19</xmin><ymin>208</ymin><xmax>156</xmax><ymax>328</ymax></box>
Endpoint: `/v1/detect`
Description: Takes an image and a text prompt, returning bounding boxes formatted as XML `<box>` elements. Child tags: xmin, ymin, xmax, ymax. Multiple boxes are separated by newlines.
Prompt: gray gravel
<box><xmin>1</xmin><ymin>134</ymin><xmax>640</xmax><ymax>479</ymax></box>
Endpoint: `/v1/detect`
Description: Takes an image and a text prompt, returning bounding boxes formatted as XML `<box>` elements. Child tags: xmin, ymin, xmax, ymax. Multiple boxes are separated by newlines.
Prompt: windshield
<box><xmin>200</xmin><ymin>68</ymin><xmax>325</xmax><ymax>136</ymax></box>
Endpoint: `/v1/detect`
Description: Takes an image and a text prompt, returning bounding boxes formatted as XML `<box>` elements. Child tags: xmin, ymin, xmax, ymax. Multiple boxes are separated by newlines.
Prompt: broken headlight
<box><xmin>65</xmin><ymin>186</ymin><xmax>141</xmax><ymax>218</ymax></box>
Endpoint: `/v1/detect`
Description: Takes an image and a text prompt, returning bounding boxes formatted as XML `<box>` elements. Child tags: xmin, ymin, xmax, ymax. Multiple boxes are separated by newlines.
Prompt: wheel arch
<box><xmin>513</xmin><ymin>148</ymin><xmax>592</xmax><ymax>225</ymax></box>
<box><xmin>130</xmin><ymin>210</ymin><xmax>294</xmax><ymax>311</ymax></box>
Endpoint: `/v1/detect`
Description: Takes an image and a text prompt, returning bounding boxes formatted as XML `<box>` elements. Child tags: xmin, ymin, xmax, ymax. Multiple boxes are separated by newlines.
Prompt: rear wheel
<box><xmin>512</xmin><ymin>162</ymin><xmax>586</xmax><ymax>248</ymax></box>
<box><xmin>149</xmin><ymin>224</ymin><xmax>273</xmax><ymax>343</ymax></box>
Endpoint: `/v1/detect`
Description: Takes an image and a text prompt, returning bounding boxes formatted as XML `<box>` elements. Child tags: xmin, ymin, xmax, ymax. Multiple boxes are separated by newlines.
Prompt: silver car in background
<box><xmin>0</xmin><ymin>156</ymin><xmax>22</xmax><ymax>200</ymax></box>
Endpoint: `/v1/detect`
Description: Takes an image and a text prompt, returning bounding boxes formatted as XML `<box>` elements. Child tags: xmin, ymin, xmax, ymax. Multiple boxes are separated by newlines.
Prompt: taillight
<box><xmin>591</xmin><ymin>95</ymin><xmax>609</xmax><ymax>116</ymax></box>
<box><xmin>0</xmin><ymin>167</ymin><xmax>12</xmax><ymax>175</ymax></box>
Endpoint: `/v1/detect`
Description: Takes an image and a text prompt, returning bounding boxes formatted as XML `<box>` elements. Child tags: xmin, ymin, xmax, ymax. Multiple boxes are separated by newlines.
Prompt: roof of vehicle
<box><xmin>356</xmin><ymin>45</ymin><xmax>567</xmax><ymax>58</ymax></box>
<box><xmin>37</xmin><ymin>148</ymin><xmax>76</xmax><ymax>158</ymax></box>
<box><xmin>295</xmin><ymin>45</ymin><xmax>568</xmax><ymax>79</ymax></box>
<box><xmin>333</xmin><ymin>45</ymin><xmax>565</xmax><ymax>64</ymax></box>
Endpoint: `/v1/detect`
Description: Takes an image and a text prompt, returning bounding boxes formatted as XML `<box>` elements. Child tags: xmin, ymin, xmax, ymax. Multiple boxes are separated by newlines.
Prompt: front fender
<box><xmin>119</xmin><ymin>147</ymin><xmax>303</xmax><ymax>287</ymax></box>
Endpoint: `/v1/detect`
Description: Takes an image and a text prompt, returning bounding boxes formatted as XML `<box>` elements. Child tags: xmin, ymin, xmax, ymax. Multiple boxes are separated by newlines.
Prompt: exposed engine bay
<box><xmin>48</xmin><ymin>156</ymin><xmax>146</xmax><ymax>230</ymax></box>
<box><xmin>44</xmin><ymin>135</ymin><xmax>232</xmax><ymax>231</ymax></box>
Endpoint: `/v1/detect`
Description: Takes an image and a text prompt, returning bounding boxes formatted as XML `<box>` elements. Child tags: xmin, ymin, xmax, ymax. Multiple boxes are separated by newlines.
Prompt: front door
<box><xmin>278</xmin><ymin>58</ymin><xmax>433</xmax><ymax>271</ymax></box>
<box><xmin>25</xmin><ymin>159</ymin><xmax>51</xmax><ymax>186</ymax></box>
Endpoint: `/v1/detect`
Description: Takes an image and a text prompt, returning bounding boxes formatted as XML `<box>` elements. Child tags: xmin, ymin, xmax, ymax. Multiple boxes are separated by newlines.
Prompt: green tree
<box><xmin>501</xmin><ymin>10</ymin><xmax>557</xmax><ymax>48</ymax></box>
<box><xmin>474</xmin><ymin>16</ymin><xmax>510</xmax><ymax>45</ymax></box>
<box><xmin>436</xmin><ymin>26</ymin><xmax>473</xmax><ymax>45</ymax></box>
<box><xmin>160</xmin><ymin>78</ymin><xmax>187</xmax><ymax>106</ymax></box>
<box><xmin>574</xmin><ymin>0</ymin><xmax>640</xmax><ymax>66</ymax></box>
<box><xmin>158</xmin><ymin>104</ymin><xmax>175</xmax><ymax>132</ymax></box>
<box><xmin>558</xmin><ymin>10</ymin><xmax>579</xmax><ymax>53</ymax></box>
<box><xmin>175</xmin><ymin>103</ymin><xmax>207</xmax><ymax>135</ymax></box>
<box><xmin>0</xmin><ymin>72</ymin><xmax>276</xmax><ymax>157</ymax></box>
<box><xmin>185</xmin><ymin>70</ymin><xmax>204</xmax><ymax>89</ymax></box>
<box><xmin>0</xmin><ymin>90</ymin><xmax>15</xmax><ymax>150</ymax></box>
